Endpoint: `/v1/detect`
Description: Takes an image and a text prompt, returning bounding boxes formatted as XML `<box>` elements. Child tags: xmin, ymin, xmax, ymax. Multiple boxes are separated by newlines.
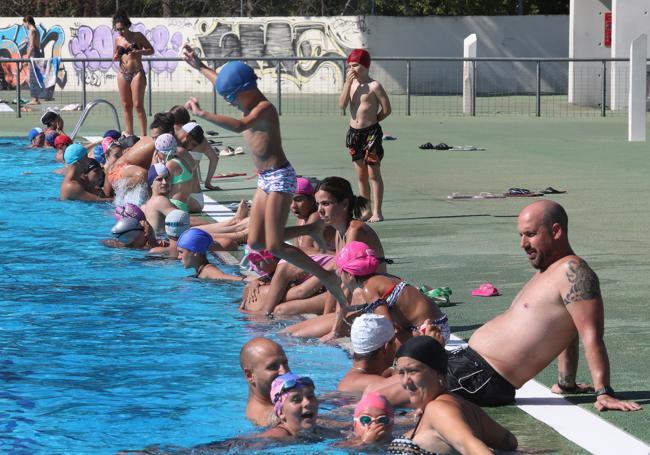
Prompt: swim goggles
<box><xmin>272</xmin><ymin>376</ymin><xmax>314</xmax><ymax>404</ymax></box>
<box><xmin>113</xmin><ymin>227</ymin><xmax>144</xmax><ymax>239</ymax></box>
<box><xmin>354</xmin><ymin>414</ymin><xmax>391</xmax><ymax>426</ymax></box>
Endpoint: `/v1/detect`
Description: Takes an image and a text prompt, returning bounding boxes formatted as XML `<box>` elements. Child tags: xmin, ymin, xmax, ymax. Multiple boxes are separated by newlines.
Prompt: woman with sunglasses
<box><xmin>112</xmin><ymin>9</ymin><xmax>153</xmax><ymax>137</ymax></box>
<box><xmin>258</xmin><ymin>373</ymin><xmax>319</xmax><ymax>439</ymax></box>
<box><xmin>389</xmin><ymin>337</ymin><xmax>517</xmax><ymax>455</ymax></box>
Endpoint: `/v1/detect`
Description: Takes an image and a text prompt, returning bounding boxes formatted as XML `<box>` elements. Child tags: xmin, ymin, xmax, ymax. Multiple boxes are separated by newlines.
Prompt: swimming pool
<box><xmin>0</xmin><ymin>138</ymin><xmax>352</xmax><ymax>454</ymax></box>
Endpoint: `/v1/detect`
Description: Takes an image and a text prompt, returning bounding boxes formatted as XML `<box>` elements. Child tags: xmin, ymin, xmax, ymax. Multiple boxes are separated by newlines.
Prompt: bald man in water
<box><xmin>371</xmin><ymin>200</ymin><xmax>641</xmax><ymax>412</ymax></box>
<box><xmin>239</xmin><ymin>337</ymin><xmax>291</xmax><ymax>426</ymax></box>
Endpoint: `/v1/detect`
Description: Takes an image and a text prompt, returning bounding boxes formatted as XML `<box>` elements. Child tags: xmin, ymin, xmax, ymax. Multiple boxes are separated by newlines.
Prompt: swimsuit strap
<box><xmin>384</xmin><ymin>281</ymin><xmax>407</xmax><ymax>308</ymax></box>
<box><xmin>410</xmin><ymin>411</ymin><xmax>426</xmax><ymax>440</ymax></box>
<box><xmin>361</xmin><ymin>298</ymin><xmax>387</xmax><ymax>314</ymax></box>
<box><xmin>171</xmin><ymin>157</ymin><xmax>193</xmax><ymax>184</ymax></box>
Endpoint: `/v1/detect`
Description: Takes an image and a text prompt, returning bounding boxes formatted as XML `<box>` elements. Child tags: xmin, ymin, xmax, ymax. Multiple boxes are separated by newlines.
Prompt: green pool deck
<box><xmin>198</xmin><ymin>115</ymin><xmax>650</xmax><ymax>451</ymax></box>
<box><xmin>5</xmin><ymin>113</ymin><xmax>650</xmax><ymax>452</ymax></box>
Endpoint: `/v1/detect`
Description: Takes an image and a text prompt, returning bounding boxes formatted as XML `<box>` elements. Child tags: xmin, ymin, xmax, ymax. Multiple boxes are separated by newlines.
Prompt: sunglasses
<box><xmin>272</xmin><ymin>376</ymin><xmax>314</xmax><ymax>404</ymax></box>
<box><xmin>355</xmin><ymin>414</ymin><xmax>391</xmax><ymax>426</ymax></box>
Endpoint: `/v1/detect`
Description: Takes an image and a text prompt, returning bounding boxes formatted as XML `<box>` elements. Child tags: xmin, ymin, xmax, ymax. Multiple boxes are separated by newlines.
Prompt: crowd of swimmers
<box><xmin>27</xmin><ymin>41</ymin><xmax>640</xmax><ymax>453</ymax></box>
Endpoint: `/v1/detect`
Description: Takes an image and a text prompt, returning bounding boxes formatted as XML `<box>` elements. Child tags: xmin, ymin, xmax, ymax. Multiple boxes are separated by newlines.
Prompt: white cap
<box><xmin>351</xmin><ymin>314</ymin><xmax>395</xmax><ymax>354</ymax></box>
<box><xmin>182</xmin><ymin>121</ymin><xmax>199</xmax><ymax>133</ymax></box>
<box><xmin>165</xmin><ymin>210</ymin><xmax>190</xmax><ymax>238</ymax></box>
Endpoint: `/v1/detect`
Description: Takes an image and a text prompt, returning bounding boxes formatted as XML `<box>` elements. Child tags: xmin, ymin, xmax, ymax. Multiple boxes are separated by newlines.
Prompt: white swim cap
<box><xmin>165</xmin><ymin>210</ymin><xmax>190</xmax><ymax>239</ymax></box>
<box><xmin>351</xmin><ymin>314</ymin><xmax>395</xmax><ymax>355</ymax></box>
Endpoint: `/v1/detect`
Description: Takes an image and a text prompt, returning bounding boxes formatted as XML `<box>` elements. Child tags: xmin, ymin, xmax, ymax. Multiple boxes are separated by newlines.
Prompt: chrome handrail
<box><xmin>70</xmin><ymin>99</ymin><xmax>121</xmax><ymax>141</ymax></box>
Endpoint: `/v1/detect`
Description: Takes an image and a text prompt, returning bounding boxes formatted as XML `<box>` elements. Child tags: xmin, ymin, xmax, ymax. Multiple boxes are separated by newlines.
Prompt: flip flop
<box><xmin>433</xmin><ymin>143</ymin><xmax>451</xmax><ymax>150</ymax></box>
<box><xmin>382</xmin><ymin>134</ymin><xmax>397</xmax><ymax>141</ymax></box>
<box><xmin>474</xmin><ymin>192</ymin><xmax>505</xmax><ymax>199</ymax></box>
<box><xmin>504</xmin><ymin>188</ymin><xmax>544</xmax><ymax>197</ymax></box>
<box><xmin>419</xmin><ymin>142</ymin><xmax>434</xmax><ymax>150</ymax></box>
<box><xmin>219</xmin><ymin>146</ymin><xmax>235</xmax><ymax>157</ymax></box>
<box><xmin>471</xmin><ymin>283</ymin><xmax>500</xmax><ymax>297</ymax></box>
<box><xmin>541</xmin><ymin>187</ymin><xmax>567</xmax><ymax>194</ymax></box>
<box><xmin>212</xmin><ymin>172</ymin><xmax>247</xmax><ymax>179</ymax></box>
<box><xmin>447</xmin><ymin>192</ymin><xmax>474</xmax><ymax>200</ymax></box>
<box><xmin>419</xmin><ymin>286</ymin><xmax>453</xmax><ymax>306</ymax></box>
<box><xmin>206</xmin><ymin>130</ymin><xmax>219</xmax><ymax>136</ymax></box>
<box><xmin>234</xmin><ymin>146</ymin><xmax>245</xmax><ymax>155</ymax></box>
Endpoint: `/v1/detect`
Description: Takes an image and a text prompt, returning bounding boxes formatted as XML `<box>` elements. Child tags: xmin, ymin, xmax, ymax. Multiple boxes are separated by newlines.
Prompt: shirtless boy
<box><xmin>338</xmin><ymin>49</ymin><xmax>391</xmax><ymax>222</ymax></box>
<box><xmin>183</xmin><ymin>48</ymin><xmax>349</xmax><ymax>310</ymax></box>
<box><xmin>176</xmin><ymin>228</ymin><xmax>244</xmax><ymax>281</ymax></box>
<box><xmin>371</xmin><ymin>200</ymin><xmax>641</xmax><ymax>412</ymax></box>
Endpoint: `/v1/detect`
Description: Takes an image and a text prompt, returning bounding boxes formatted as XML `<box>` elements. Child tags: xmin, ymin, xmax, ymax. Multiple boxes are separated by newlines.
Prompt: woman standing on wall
<box><xmin>112</xmin><ymin>9</ymin><xmax>153</xmax><ymax>137</ymax></box>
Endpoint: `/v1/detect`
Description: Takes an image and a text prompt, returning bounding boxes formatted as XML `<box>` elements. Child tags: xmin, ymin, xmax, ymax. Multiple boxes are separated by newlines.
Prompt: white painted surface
<box><xmin>612</xmin><ymin>0</ymin><xmax>650</xmax><ymax>110</ymax></box>
<box><xmin>568</xmin><ymin>0</ymin><xmax>611</xmax><ymax>106</ymax></box>
<box><xmin>463</xmin><ymin>34</ymin><xmax>477</xmax><ymax>114</ymax></box>
<box><xmin>628</xmin><ymin>34</ymin><xmax>647</xmax><ymax>141</ymax></box>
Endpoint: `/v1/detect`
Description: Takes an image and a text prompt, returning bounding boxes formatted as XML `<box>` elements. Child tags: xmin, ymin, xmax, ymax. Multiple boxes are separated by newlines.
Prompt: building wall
<box><xmin>0</xmin><ymin>15</ymin><xmax>568</xmax><ymax>97</ymax></box>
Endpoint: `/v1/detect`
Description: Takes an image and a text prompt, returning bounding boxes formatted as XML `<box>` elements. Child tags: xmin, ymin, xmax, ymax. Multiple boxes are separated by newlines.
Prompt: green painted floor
<box><xmin>4</xmin><ymin>111</ymin><xmax>649</xmax><ymax>452</ymax></box>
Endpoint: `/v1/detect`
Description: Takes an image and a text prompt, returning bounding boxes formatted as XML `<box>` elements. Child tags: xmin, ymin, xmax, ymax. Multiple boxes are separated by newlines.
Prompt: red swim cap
<box><xmin>347</xmin><ymin>49</ymin><xmax>371</xmax><ymax>68</ymax></box>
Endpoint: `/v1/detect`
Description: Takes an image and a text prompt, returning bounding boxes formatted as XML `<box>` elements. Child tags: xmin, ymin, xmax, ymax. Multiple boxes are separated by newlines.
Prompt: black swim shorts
<box><xmin>345</xmin><ymin>123</ymin><xmax>384</xmax><ymax>165</ymax></box>
<box><xmin>447</xmin><ymin>346</ymin><xmax>516</xmax><ymax>406</ymax></box>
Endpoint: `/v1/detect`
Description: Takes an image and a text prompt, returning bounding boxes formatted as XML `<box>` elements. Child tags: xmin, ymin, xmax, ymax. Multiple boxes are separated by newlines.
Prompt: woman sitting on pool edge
<box><xmin>389</xmin><ymin>336</ymin><xmax>518</xmax><ymax>454</ymax></box>
<box><xmin>336</xmin><ymin>240</ymin><xmax>450</xmax><ymax>345</ymax></box>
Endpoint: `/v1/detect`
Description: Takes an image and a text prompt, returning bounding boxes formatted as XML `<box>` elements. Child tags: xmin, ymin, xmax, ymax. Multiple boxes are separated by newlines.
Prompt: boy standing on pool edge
<box><xmin>339</xmin><ymin>49</ymin><xmax>391</xmax><ymax>223</ymax></box>
<box><xmin>182</xmin><ymin>46</ymin><xmax>350</xmax><ymax>311</ymax></box>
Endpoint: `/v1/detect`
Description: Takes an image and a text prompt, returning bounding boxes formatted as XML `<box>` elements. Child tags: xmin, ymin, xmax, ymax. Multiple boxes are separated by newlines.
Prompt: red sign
<box><xmin>604</xmin><ymin>12</ymin><xmax>612</xmax><ymax>48</ymax></box>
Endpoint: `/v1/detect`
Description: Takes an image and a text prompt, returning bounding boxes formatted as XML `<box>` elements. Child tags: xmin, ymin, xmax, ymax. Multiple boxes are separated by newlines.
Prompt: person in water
<box><xmin>176</xmin><ymin>228</ymin><xmax>245</xmax><ymax>281</ymax></box>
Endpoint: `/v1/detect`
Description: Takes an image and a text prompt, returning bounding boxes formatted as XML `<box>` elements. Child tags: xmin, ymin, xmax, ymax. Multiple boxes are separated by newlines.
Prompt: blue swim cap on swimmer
<box><xmin>215</xmin><ymin>61</ymin><xmax>258</xmax><ymax>102</ymax></box>
<box><xmin>64</xmin><ymin>143</ymin><xmax>88</xmax><ymax>165</ymax></box>
<box><xmin>93</xmin><ymin>144</ymin><xmax>106</xmax><ymax>165</ymax></box>
<box><xmin>103</xmin><ymin>129</ymin><xmax>121</xmax><ymax>140</ymax></box>
<box><xmin>177</xmin><ymin>228</ymin><xmax>213</xmax><ymax>254</ymax></box>
<box><xmin>28</xmin><ymin>127</ymin><xmax>43</xmax><ymax>142</ymax></box>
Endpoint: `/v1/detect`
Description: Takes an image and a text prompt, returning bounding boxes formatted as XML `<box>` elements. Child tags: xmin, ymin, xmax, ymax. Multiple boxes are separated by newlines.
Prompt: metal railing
<box><xmin>1</xmin><ymin>56</ymin><xmax>647</xmax><ymax>121</ymax></box>
<box><xmin>70</xmin><ymin>99</ymin><xmax>121</xmax><ymax>140</ymax></box>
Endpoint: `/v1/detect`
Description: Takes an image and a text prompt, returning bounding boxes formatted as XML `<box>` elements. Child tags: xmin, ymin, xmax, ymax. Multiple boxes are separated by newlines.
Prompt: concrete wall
<box><xmin>0</xmin><ymin>15</ymin><xmax>568</xmax><ymax>97</ymax></box>
<box><xmin>568</xmin><ymin>0</ymin><xmax>611</xmax><ymax>106</ymax></box>
<box><xmin>365</xmin><ymin>15</ymin><xmax>569</xmax><ymax>95</ymax></box>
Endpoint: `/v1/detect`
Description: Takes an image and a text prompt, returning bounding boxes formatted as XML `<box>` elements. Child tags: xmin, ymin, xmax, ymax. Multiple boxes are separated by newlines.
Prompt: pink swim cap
<box><xmin>354</xmin><ymin>392</ymin><xmax>393</xmax><ymax>419</ymax></box>
<box><xmin>295</xmin><ymin>177</ymin><xmax>314</xmax><ymax>196</ymax></box>
<box><xmin>335</xmin><ymin>241</ymin><xmax>380</xmax><ymax>276</ymax></box>
<box><xmin>245</xmin><ymin>247</ymin><xmax>276</xmax><ymax>275</ymax></box>
<box><xmin>102</xmin><ymin>137</ymin><xmax>115</xmax><ymax>153</ymax></box>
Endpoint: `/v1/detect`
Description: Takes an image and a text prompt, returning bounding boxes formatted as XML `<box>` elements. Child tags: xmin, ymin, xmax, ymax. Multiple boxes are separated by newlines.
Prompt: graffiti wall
<box><xmin>0</xmin><ymin>17</ymin><xmax>364</xmax><ymax>94</ymax></box>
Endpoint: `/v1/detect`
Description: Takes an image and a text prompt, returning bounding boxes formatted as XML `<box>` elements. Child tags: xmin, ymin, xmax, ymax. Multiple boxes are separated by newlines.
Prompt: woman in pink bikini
<box><xmin>112</xmin><ymin>9</ymin><xmax>153</xmax><ymax>137</ymax></box>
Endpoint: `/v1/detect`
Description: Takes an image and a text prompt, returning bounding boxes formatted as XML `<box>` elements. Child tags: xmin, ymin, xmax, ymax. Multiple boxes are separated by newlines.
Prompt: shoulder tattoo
<box><xmin>563</xmin><ymin>259</ymin><xmax>601</xmax><ymax>305</ymax></box>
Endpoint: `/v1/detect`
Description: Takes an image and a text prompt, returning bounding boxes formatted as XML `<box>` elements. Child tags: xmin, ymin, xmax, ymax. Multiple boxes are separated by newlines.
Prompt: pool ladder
<box><xmin>70</xmin><ymin>99</ymin><xmax>121</xmax><ymax>141</ymax></box>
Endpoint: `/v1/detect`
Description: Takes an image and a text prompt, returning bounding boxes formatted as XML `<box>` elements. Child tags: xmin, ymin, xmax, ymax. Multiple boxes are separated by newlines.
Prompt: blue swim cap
<box><xmin>103</xmin><ymin>129</ymin><xmax>121</xmax><ymax>140</ymax></box>
<box><xmin>177</xmin><ymin>228</ymin><xmax>213</xmax><ymax>254</ymax></box>
<box><xmin>93</xmin><ymin>144</ymin><xmax>106</xmax><ymax>165</ymax></box>
<box><xmin>28</xmin><ymin>127</ymin><xmax>43</xmax><ymax>142</ymax></box>
<box><xmin>215</xmin><ymin>61</ymin><xmax>258</xmax><ymax>102</ymax></box>
<box><xmin>64</xmin><ymin>143</ymin><xmax>88</xmax><ymax>165</ymax></box>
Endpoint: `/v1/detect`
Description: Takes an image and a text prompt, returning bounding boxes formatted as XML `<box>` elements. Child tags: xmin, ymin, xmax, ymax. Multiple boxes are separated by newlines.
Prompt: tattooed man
<box><xmin>443</xmin><ymin>200</ymin><xmax>640</xmax><ymax>411</ymax></box>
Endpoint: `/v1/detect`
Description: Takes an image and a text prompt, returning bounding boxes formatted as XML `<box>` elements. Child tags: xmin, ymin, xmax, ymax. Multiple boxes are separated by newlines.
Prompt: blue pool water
<box><xmin>0</xmin><ymin>138</ymin><xmax>352</xmax><ymax>454</ymax></box>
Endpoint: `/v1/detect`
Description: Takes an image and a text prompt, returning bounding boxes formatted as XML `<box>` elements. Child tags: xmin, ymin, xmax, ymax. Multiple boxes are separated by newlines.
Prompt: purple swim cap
<box><xmin>114</xmin><ymin>203</ymin><xmax>145</xmax><ymax>222</ymax></box>
<box><xmin>45</xmin><ymin>131</ymin><xmax>59</xmax><ymax>147</ymax></box>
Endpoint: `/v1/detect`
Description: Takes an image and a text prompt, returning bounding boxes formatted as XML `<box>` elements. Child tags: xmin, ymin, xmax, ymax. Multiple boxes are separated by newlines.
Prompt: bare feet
<box><xmin>234</xmin><ymin>200</ymin><xmax>250</xmax><ymax>221</ymax></box>
<box><xmin>367</xmin><ymin>214</ymin><xmax>384</xmax><ymax>223</ymax></box>
<box><xmin>25</xmin><ymin>99</ymin><xmax>40</xmax><ymax>106</ymax></box>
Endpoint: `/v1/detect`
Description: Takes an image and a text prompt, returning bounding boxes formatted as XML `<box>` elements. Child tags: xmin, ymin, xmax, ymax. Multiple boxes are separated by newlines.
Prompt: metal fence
<box><xmin>0</xmin><ymin>56</ymin><xmax>646</xmax><ymax>122</ymax></box>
